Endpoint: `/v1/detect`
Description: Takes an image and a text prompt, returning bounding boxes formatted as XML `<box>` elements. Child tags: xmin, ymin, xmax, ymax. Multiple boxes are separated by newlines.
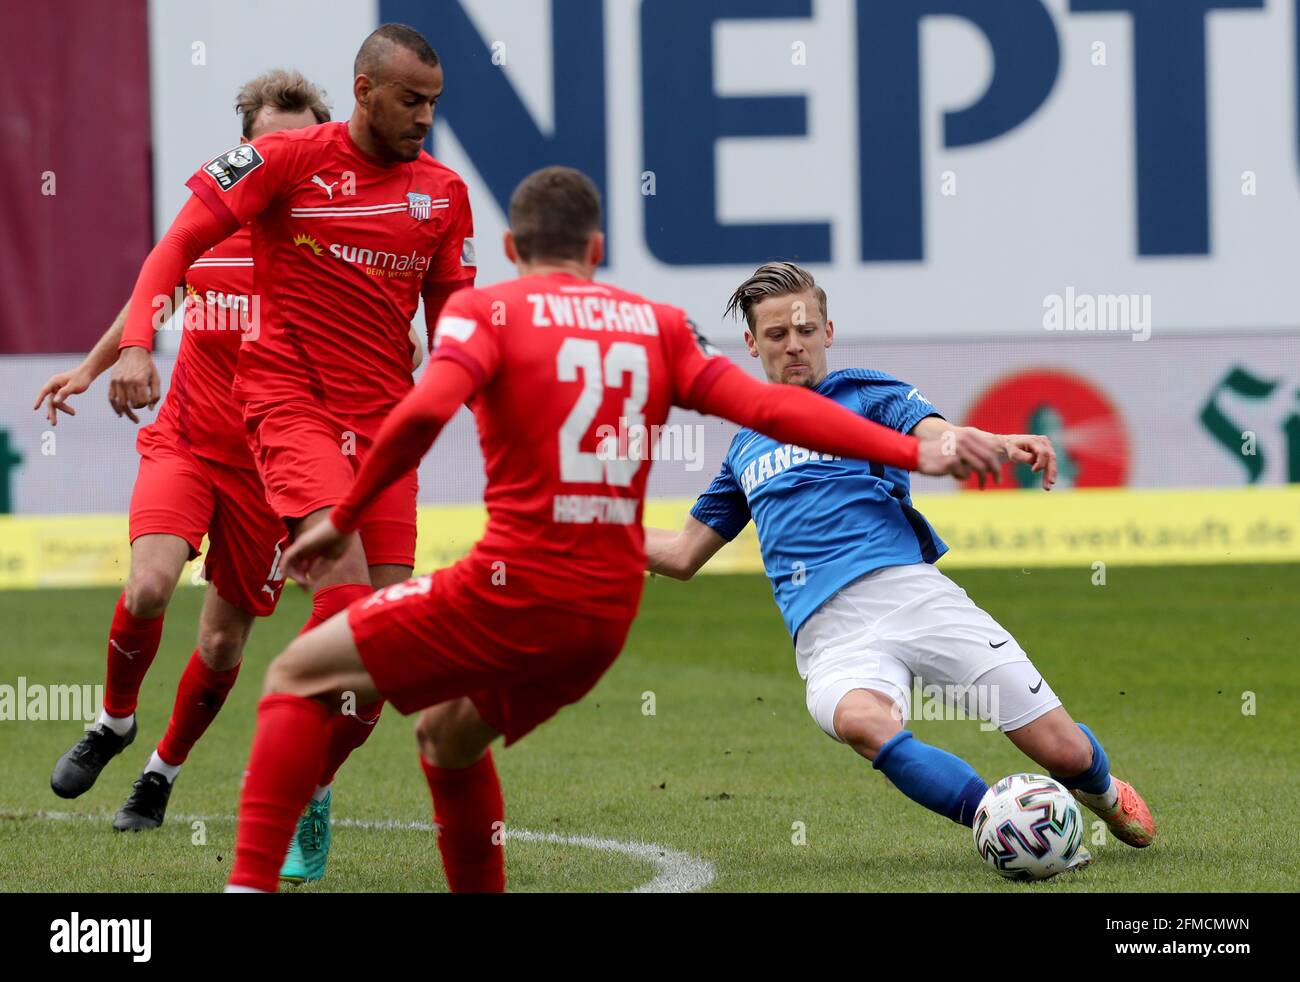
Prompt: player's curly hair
<box><xmin>235</xmin><ymin>69</ymin><xmax>331</xmax><ymax>140</ymax></box>
<box><xmin>725</xmin><ymin>262</ymin><xmax>829</xmax><ymax>332</ymax></box>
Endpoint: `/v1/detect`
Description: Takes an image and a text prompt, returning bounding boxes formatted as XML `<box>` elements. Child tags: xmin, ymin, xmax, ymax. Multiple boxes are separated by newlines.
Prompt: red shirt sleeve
<box><xmin>686</xmin><ymin>362</ymin><xmax>920</xmax><ymax>471</ymax></box>
<box><xmin>184</xmin><ymin>132</ymin><xmax>299</xmax><ymax>233</ymax></box>
<box><xmin>421</xmin><ymin>277</ymin><xmax>474</xmax><ymax>353</ymax></box>
<box><xmin>428</xmin><ymin>289</ymin><xmax>501</xmax><ymax>389</ymax></box>
<box><xmin>426</xmin><ymin>177</ymin><xmax>476</xmax><ymax>285</ymax></box>
<box><xmin>118</xmin><ymin>194</ymin><xmax>232</xmax><ymax>351</ymax></box>
<box><xmin>658</xmin><ymin>307</ymin><xmax>732</xmax><ymax>406</ymax></box>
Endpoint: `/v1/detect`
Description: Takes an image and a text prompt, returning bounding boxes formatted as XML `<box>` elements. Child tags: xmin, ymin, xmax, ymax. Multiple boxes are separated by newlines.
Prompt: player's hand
<box><xmin>33</xmin><ymin>364</ymin><xmax>94</xmax><ymax>426</ymax></box>
<box><xmin>917</xmin><ymin>428</ymin><xmax>1002</xmax><ymax>487</ymax></box>
<box><xmin>108</xmin><ymin>346</ymin><xmax>161</xmax><ymax>424</ymax></box>
<box><xmin>1000</xmin><ymin>433</ymin><xmax>1058</xmax><ymax>490</ymax></box>
<box><xmin>282</xmin><ymin>516</ymin><xmax>354</xmax><ymax>587</ymax></box>
<box><xmin>409</xmin><ymin>326</ymin><xmax>424</xmax><ymax>371</ymax></box>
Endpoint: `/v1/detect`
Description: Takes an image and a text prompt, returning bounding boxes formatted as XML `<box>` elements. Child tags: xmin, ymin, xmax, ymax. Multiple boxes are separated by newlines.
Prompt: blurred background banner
<box><xmin>2</xmin><ymin>0</ymin><xmax>1298</xmax><ymax>525</ymax></box>
<box><xmin>138</xmin><ymin>0</ymin><xmax>1299</xmax><ymax>340</ymax></box>
<box><xmin>0</xmin><ymin>0</ymin><xmax>152</xmax><ymax>355</ymax></box>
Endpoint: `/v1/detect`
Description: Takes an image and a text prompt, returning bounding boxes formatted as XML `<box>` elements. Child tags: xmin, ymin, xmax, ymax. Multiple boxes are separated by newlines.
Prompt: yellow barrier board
<box><xmin>1</xmin><ymin>487</ymin><xmax>1297</xmax><ymax>590</ymax></box>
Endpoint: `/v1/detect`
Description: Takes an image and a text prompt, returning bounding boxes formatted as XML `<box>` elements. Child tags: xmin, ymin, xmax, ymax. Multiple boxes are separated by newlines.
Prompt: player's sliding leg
<box><xmin>50</xmin><ymin>534</ymin><xmax>190</xmax><ymax>798</ymax></box>
<box><xmin>831</xmin><ymin>688</ymin><xmax>990</xmax><ymax>828</ymax></box>
<box><xmin>229</xmin><ymin>611</ymin><xmax>379</xmax><ymax>893</ymax></box>
<box><xmin>415</xmin><ymin>698</ymin><xmax>505</xmax><ymax>893</ymax></box>
<box><xmin>113</xmin><ymin>586</ymin><xmax>254</xmax><ymax>831</ymax></box>
<box><xmin>997</xmin><ymin>696</ymin><xmax>1156</xmax><ymax>848</ymax></box>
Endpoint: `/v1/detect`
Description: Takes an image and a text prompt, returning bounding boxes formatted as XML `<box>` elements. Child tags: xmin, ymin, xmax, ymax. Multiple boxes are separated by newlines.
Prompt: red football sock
<box><xmin>292</xmin><ymin>581</ymin><xmax>378</xmax><ymax>787</ymax></box>
<box><xmin>420</xmin><ymin>751</ymin><xmax>506</xmax><ymax>893</ymax></box>
<box><xmin>229</xmin><ymin>694</ymin><xmax>331</xmax><ymax>892</ymax></box>
<box><xmin>317</xmin><ymin>699</ymin><xmax>384</xmax><ymax>787</ymax></box>
<box><xmin>102</xmin><ymin>592</ymin><xmax>166</xmax><ymax>717</ymax></box>
<box><xmin>297</xmin><ymin>582</ymin><xmax>372</xmax><ymax>636</ymax></box>
<box><xmin>155</xmin><ymin>650</ymin><xmax>241</xmax><ymax>766</ymax></box>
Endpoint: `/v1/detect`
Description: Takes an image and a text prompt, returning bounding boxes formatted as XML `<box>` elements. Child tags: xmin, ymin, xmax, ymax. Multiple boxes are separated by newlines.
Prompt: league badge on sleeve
<box><xmin>203</xmin><ymin>144</ymin><xmax>265</xmax><ymax>191</ymax></box>
<box><xmin>460</xmin><ymin>237</ymin><xmax>477</xmax><ymax>267</ymax></box>
<box><xmin>687</xmin><ymin>319</ymin><xmax>722</xmax><ymax>358</ymax></box>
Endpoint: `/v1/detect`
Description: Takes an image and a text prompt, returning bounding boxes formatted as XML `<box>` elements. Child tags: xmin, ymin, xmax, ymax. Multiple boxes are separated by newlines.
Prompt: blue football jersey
<box><xmin>689</xmin><ymin>368</ymin><xmax>947</xmax><ymax>639</ymax></box>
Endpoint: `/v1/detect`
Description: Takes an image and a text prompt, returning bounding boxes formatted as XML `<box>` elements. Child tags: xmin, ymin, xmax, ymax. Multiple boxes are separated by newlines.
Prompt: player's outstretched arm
<box><xmin>281</xmin><ymin>357</ymin><xmax>479</xmax><ymax>586</ymax></box>
<box><xmin>32</xmin><ymin>299</ymin><xmax>131</xmax><ymax>425</ymax></box>
<box><xmin>645</xmin><ymin>518</ymin><xmax>728</xmax><ymax>580</ymax></box>
<box><xmin>687</xmin><ymin>362</ymin><xmax>1002</xmax><ymax>481</ymax></box>
<box><xmin>108</xmin><ymin>194</ymin><xmax>230</xmax><ymax>422</ymax></box>
<box><xmin>912</xmin><ymin>416</ymin><xmax>1057</xmax><ymax>490</ymax></box>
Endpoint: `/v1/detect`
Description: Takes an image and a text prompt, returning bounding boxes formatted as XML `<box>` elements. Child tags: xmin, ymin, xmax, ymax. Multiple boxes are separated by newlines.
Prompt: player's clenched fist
<box><xmin>917</xmin><ymin>428</ymin><xmax>1003</xmax><ymax>486</ymax></box>
<box><xmin>282</xmin><ymin>516</ymin><xmax>354</xmax><ymax>587</ymax></box>
<box><xmin>108</xmin><ymin>346</ymin><xmax>161</xmax><ymax>423</ymax></box>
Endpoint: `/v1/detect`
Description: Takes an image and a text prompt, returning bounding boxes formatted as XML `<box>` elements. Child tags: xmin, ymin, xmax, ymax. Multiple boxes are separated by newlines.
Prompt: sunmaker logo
<box><xmin>293</xmin><ymin>233</ymin><xmax>324</xmax><ymax>256</ymax></box>
<box><xmin>293</xmin><ymin>232</ymin><xmax>432</xmax><ymax>278</ymax></box>
<box><xmin>328</xmin><ymin>242</ymin><xmax>433</xmax><ymax>277</ymax></box>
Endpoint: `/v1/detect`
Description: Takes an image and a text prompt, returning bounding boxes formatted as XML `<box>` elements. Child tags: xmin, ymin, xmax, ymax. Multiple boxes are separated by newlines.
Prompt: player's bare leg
<box><xmin>51</xmin><ymin>533</ymin><xmax>190</xmax><ymax>799</ymax></box>
<box><xmin>414</xmin><ymin>699</ymin><xmax>506</xmax><ymax>892</ymax></box>
<box><xmin>832</xmin><ymin>688</ymin><xmax>904</xmax><ymax>762</ymax></box>
<box><xmin>368</xmin><ymin>563</ymin><xmax>413</xmax><ymax>589</ymax></box>
<box><xmin>229</xmin><ymin>611</ymin><xmax>376</xmax><ymax>892</ymax></box>
<box><xmin>278</xmin><ymin>507</ymin><xmax>378</xmax><ymax>881</ymax></box>
<box><xmin>833</xmin><ymin>688</ymin><xmax>990</xmax><ymax>828</ymax></box>
<box><xmin>1004</xmin><ymin>705</ymin><xmax>1156</xmax><ymax>847</ymax></box>
<box><xmin>114</xmin><ymin>587</ymin><xmax>255</xmax><ymax>831</ymax></box>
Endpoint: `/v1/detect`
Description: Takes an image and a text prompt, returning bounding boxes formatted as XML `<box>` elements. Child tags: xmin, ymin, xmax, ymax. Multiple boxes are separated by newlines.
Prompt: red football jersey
<box><xmin>429</xmin><ymin>272</ymin><xmax>726</xmax><ymax>620</ymax></box>
<box><xmin>144</xmin><ymin>226</ymin><xmax>256</xmax><ymax>469</ymax></box>
<box><xmin>185</xmin><ymin>122</ymin><xmax>475</xmax><ymax>413</ymax></box>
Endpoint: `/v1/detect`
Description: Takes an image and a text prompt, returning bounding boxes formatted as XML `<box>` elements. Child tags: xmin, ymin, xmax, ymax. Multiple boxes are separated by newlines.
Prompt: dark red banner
<box><xmin>0</xmin><ymin>0</ymin><xmax>152</xmax><ymax>354</ymax></box>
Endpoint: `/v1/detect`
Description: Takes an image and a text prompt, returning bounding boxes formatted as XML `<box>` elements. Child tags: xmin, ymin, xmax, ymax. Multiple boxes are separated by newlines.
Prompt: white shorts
<box><xmin>795</xmin><ymin>564</ymin><xmax>1062</xmax><ymax>741</ymax></box>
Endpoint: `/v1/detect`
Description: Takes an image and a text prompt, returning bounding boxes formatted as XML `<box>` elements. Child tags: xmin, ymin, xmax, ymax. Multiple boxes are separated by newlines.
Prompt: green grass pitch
<box><xmin>1</xmin><ymin>564</ymin><xmax>1297</xmax><ymax>892</ymax></box>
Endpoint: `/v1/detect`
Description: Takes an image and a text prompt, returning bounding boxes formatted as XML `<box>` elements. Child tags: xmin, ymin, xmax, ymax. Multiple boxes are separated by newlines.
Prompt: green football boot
<box><xmin>279</xmin><ymin>789</ymin><xmax>332</xmax><ymax>883</ymax></box>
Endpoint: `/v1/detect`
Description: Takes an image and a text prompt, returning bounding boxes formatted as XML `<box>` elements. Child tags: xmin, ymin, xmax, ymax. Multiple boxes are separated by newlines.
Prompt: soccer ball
<box><xmin>973</xmin><ymin>773</ymin><xmax>1088</xmax><ymax>881</ymax></box>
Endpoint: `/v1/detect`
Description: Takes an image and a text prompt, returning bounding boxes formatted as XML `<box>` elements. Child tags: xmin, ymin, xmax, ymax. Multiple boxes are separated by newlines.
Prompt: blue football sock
<box><xmin>1050</xmin><ymin>722</ymin><xmax>1111</xmax><ymax>795</ymax></box>
<box><xmin>872</xmin><ymin>730</ymin><xmax>988</xmax><ymax>827</ymax></box>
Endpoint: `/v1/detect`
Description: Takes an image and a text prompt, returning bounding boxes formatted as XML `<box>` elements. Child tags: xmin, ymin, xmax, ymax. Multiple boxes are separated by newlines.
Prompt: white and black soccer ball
<box><xmin>973</xmin><ymin>773</ymin><xmax>1087</xmax><ymax>881</ymax></box>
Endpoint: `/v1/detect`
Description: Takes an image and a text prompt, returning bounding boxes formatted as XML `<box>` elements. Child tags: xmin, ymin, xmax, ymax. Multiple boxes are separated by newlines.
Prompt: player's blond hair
<box><xmin>235</xmin><ymin>69</ymin><xmax>331</xmax><ymax>139</ymax></box>
<box><xmin>725</xmin><ymin>262</ymin><xmax>829</xmax><ymax>332</ymax></box>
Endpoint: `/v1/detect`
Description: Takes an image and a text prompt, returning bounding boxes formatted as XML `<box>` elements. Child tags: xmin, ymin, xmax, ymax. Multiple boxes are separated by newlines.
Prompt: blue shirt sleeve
<box><xmin>857</xmin><ymin>378</ymin><xmax>944</xmax><ymax>434</ymax></box>
<box><xmin>689</xmin><ymin>458</ymin><xmax>751</xmax><ymax>541</ymax></box>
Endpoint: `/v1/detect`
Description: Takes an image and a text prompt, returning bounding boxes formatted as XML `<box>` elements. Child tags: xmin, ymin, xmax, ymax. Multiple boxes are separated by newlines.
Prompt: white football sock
<box><xmin>312</xmin><ymin>784</ymin><xmax>331</xmax><ymax>803</ymax></box>
<box><xmin>1073</xmin><ymin>777</ymin><xmax>1119</xmax><ymax>812</ymax></box>
<box><xmin>97</xmin><ymin>710</ymin><xmax>134</xmax><ymax>736</ymax></box>
<box><xmin>144</xmin><ymin>750</ymin><xmax>181</xmax><ymax>783</ymax></box>
<box><xmin>224</xmin><ymin>885</ymin><xmax>266</xmax><ymax>893</ymax></box>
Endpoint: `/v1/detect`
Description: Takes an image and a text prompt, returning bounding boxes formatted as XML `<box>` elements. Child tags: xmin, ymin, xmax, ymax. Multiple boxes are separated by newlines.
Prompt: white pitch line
<box><xmin>13</xmin><ymin>809</ymin><xmax>716</xmax><ymax>894</ymax></box>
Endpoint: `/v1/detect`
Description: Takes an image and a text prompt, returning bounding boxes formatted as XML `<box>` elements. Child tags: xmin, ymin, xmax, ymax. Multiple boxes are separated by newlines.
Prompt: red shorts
<box><xmin>348</xmin><ymin>567</ymin><xmax>634</xmax><ymax>745</ymax></box>
<box><xmin>242</xmin><ymin>399</ymin><xmax>418</xmax><ymax>568</ymax></box>
<box><xmin>130</xmin><ymin>429</ymin><xmax>286</xmax><ymax>617</ymax></box>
